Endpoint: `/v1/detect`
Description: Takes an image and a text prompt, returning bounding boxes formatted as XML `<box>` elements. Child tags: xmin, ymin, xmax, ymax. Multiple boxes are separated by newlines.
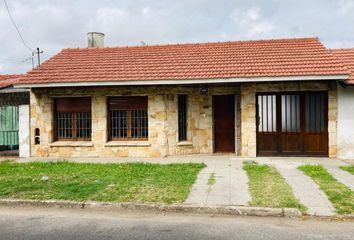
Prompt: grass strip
<box><xmin>340</xmin><ymin>166</ymin><xmax>354</xmax><ymax>175</ymax></box>
<box><xmin>299</xmin><ymin>165</ymin><xmax>354</xmax><ymax>215</ymax></box>
<box><xmin>243</xmin><ymin>162</ymin><xmax>306</xmax><ymax>212</ymax></box>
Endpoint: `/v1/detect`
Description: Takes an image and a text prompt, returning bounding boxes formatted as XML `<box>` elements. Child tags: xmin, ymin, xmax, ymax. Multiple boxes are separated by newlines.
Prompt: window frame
<box><xmin>178</xmin><ymin>94</ymin><xmax>188</xmax><ymax>142</ymax></box>
<box><xmin>54</xmin><ymin>97</ymin><xmax>92</xmax><ymax>141</ymax></box>
<box><xmin>107</xmin><ymin>96</ymin><xmax>148</xmax><ymax>141</ymax></box>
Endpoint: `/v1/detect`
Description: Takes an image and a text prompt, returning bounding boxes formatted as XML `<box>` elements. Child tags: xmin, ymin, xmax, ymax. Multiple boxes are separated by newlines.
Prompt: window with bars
<box><xmin>54</xmin><ymin>97</ymin><xmax>92</xmax><ymax>141</ymax></box>
<box><xmin>108</xmin><ymin>96</ymin><xmax>148</xmax><ymax>140</ymax></box>
<box><xmin>178</xmin><ymin>95</ymin><xmax>187</xmax><ymax>141</ymax></box>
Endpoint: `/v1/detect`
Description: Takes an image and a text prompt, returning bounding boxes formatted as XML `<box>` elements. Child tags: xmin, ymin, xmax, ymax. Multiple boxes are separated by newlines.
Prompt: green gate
<box><xmin>0</xmin><ymin>106</ymin><xmax>19</xmax><ymax>145</ymax></box>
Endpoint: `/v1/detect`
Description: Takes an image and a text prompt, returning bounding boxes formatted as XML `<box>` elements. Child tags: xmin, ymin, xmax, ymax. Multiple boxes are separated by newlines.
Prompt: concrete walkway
<box><xmin>252</xmin><ymin>157</ymin><xmax>346</xmax><ymax>216</ymax></box>
<box><xmin>186</xmin><ymin>160</ymin><xmax>251</xmax><ymax>206</ymax></box>
<box><xmin>256</xmin><ymin>157</ymin><xmax>351</xmax><ymax>216</ymax></box>
<box><xmin>275</xmin><ymin>165</ymin><xmax>335</xmax><ymax>216</ymax></box>
<box><xmin>325</xmin><ymin>166</ymin><xmax>354</xmax><ymax>191</ymax></box>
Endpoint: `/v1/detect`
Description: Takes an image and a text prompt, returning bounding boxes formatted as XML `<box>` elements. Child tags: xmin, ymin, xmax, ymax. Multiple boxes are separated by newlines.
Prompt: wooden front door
<box><xmin>256</xmin><ymin>92</ymin><xmax>328</xmax><ymax>156</ymax></box>
<box><xmin>213</xmin><ymin>95</ymin><xmax>235</xmax><ymax>153</ymax></box>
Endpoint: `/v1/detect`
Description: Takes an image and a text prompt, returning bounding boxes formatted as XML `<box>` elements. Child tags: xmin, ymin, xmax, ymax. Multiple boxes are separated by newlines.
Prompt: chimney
<box><xmin>87</xmin><ymin>32</ymin><xmax>105</xmax><ymax>48</ymax></box>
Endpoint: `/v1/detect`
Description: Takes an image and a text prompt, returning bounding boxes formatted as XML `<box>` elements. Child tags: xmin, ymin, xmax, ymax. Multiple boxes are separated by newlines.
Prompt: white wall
<box><xmin>337</xmin><ymin>85</ymin><xmax>354</xmax><ymax>160</ymax></box>
<box><xmin>19</xmin><ymin>105</ymin><xmax>30</xmax><ymax>157</ymax></box>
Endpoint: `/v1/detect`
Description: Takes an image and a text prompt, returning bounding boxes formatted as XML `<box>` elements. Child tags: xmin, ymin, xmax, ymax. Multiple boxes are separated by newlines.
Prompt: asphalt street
<box><xmin>0</xmin><ymin>207</ymin><xmax>353</xmax><ymax>240</ymax></box>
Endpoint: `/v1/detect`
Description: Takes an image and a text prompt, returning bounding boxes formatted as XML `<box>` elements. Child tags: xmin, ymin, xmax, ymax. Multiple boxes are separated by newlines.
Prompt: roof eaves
<box><xmin>14</xmin><ymin>74</ymin><xmax>350</xmax><ymax>89</ymax></box>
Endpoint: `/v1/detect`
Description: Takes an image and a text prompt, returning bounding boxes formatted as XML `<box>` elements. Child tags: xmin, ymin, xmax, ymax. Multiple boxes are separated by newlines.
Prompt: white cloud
<box><xmin>94</xmin><ymin>8</ymin><xmax>128</xmax><ymax>26</ymax></box>
<box><xmin>142</xmin><ymin>7</ymin><xmax>150</xmax><ymax>15</ymax></box>
<box><xmin>338</xmin><ymin>0</ymin><xmax>354</xmax><ymax>14</ymax></box>
<box><xmin>230</xmin><ymin>6</ymin><xmax>275</xmax><ymax>38</ymax></box>
<box><xmin>245</xmin><ymin>7</ymin><xmax>260</xmax><ymax>21</ymax></box>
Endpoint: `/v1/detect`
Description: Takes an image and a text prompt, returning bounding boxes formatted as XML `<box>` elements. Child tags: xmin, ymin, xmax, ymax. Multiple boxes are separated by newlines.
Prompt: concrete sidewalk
<box><xmin>186</xmin><ymin>160</ymin><xmax>251</xmax><ymax>206</ymax></box>
<box><xmin>12</xmin><ymin>154</ymin><xmax>352</xmax><ymax>166</ymax></box>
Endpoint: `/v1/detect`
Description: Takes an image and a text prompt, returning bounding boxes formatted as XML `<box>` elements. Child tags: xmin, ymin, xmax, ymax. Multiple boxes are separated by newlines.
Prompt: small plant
<box><xmin>208</xmin><ymin>173</ymin><xmax>216</xmax><ymax>186</ymax></box>
<box><xmin>244</xmin><ymin>160</ymin><xmax>258</xmax><ymax>165</ymax></box>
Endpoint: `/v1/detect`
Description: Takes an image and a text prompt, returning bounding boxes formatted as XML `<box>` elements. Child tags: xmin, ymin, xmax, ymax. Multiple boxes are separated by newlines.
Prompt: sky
<box><xmin>0</xmin><ymin>0</ymin><xmax>354</xmax><ymax>74</ymax></box>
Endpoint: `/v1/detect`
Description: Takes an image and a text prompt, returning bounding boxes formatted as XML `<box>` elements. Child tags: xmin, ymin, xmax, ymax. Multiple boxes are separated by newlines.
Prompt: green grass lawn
<box><xmin>299</xmin><ymin>165</ymin><xmax>354</xmax><ymax>215</ymax></box>
<box><xmin>340</xmin><ymin>166</ymin><xmax>354</xmax><ymax>175</ymax></box>
<box><xmin>243</xmin><ymin>162</ymin><xmax>306</xmax><ymax>212</ymax></box>
<box><xmin>0</xmin><ymin>161</ymin><xmax>205</xmax><ymax>204</ymax></box>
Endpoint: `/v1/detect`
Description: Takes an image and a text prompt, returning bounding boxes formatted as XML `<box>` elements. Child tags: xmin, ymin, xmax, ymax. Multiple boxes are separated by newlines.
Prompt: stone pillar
<box><xmin>19</xmin><ymin>104</ymin><xmax>30</xmax><ymax>157</ymax></box>
<box><xmin>240</xmin><ymin>84</ymin><xmax>257</xmax><ymax>157</ymax></box>
<box><xmin>148</xmin><ymin>94</ymin><xmax>169</xmax><ymax>157</ymax></box>
<box><xmin>328</xmin><ymin>86</ymin><xmax>337</xmax><ymax>158</ymax></box>
<box><xmin>92</xmin><ymin>95</ymin><xmax>107</xmax><ymax>148</ymax></box>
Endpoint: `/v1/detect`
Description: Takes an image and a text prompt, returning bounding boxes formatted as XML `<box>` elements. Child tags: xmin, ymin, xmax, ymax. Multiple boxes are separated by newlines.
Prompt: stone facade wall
<box><xmin>30</xmin><ymin>85</ymin><xmax>240</xmax><ymax>158</ymax></box>
<box><xmin>30</xmin><ymin>81</ymin><xmax>338</xmax><ymax>158</ymax></box>
<box><xmin>240</xmin><ymin>81</ymin><xmax>337</xmax><ymax>158</ymax></box>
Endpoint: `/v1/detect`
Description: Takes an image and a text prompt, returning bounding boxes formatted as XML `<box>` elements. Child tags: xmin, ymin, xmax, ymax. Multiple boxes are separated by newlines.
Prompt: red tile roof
<box><xmin>0</xmin><ymin>74</ymin><xmax>23</xmax><ymax>89</ymax></box>
<box><xmin>330</xmin><ymin>48</ymin><xmax>354</xmax><ymax>85</ymax></box>
<box><xmin>18</xmin><ymin>37</ymin><xmax>348</xmax><ymax>85</ymax></box>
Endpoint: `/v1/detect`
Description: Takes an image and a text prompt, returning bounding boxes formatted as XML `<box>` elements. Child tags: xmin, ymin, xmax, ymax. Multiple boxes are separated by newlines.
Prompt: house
<box><xmin>14</xmin><ymin>33</ymin><xmax>352</xmax><ymax>159</ymax></box>
<box><xmin>0</xmin><ymin>74</ymin><xmax>30</xmax><ymax>157</ymax></box>
<box><xmin>330</xmin><ymin>48</ymin><xmax>354</xmax><ymax>160</ymax></box>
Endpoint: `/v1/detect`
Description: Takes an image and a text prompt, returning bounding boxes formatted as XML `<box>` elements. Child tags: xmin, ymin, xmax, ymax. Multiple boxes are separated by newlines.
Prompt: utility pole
<box><xmin>35</xmin><ymin>47</ymin><xmax>43</xmax><ymax>66</ymax></box>
<box><xmin>31</xmin><ymin>52</ymin><xmax>34</xmax><ymax>69</ymax></box>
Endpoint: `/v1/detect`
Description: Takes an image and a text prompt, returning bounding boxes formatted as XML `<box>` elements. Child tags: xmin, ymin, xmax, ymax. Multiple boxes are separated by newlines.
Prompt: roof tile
<box><xmin>0</xmin><ymin>74</ymin><xmax>23</xmax><ymax>89</ymax></box>
<box><xmin>330</xmin><ymin>48</ymin><xmax>354</xmax><ymax>85</ymax></box>
<box><xmin>18</xmin><ymin>38</ymin><xmax>348</xmax><ymax>85</ymax></box>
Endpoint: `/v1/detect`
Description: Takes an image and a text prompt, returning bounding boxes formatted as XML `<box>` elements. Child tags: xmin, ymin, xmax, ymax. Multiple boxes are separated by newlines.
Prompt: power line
<box><xmin>0</xmin><ymin>58</ymin><xmax>23</xmax><ymax>63</ymax></box>
<box><xmin>3</xmin><ymin>0</ymin><xmax>33</xmax><ymax>53</ymax></box>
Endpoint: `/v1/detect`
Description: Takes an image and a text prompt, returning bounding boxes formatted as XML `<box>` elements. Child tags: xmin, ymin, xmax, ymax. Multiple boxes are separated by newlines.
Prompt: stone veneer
<box><xmin>30</xmin><ymin>81</ymin><xmax>337</xmax><ymax>158</ymax></box>
<box><xmin>30</xmin><ymin>85</ymin><xmax>241</xmax><ymax>158</ymax></box>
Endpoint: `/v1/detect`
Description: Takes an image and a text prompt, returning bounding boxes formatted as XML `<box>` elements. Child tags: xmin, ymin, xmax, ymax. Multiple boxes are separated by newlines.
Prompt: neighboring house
<box><xmin>330</xmin><ymin>48</ymin><xmax>354</xmax><ymax>160</ymax></box>
<box><xmin>14</xmin><ymin>33</ymin><xmax>351</xmax><ymax>159</ymax></box>
<box><xmin>0</xmin><ymin>74</ymin><xmax>30</xmax><ymax>157</ymax></box>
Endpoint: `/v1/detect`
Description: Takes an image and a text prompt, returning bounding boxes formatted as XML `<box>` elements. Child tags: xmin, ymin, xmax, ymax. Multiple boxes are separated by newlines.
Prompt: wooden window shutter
<box><xmin>108</xmin><ymin>96</ymin><xmax>148</xmax><ymax>110</ymax></box>
<box><xmin>55</xmin><ymin>97</ymin><xmax>91</xmax><ymax>112</ymax></box>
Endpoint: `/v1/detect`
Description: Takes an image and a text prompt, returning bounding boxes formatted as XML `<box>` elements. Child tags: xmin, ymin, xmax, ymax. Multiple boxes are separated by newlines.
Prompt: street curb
<box><xmin>0</xmin><ymin>199</ymin><xmax>302</xmax><ymax>218</ymax></box>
